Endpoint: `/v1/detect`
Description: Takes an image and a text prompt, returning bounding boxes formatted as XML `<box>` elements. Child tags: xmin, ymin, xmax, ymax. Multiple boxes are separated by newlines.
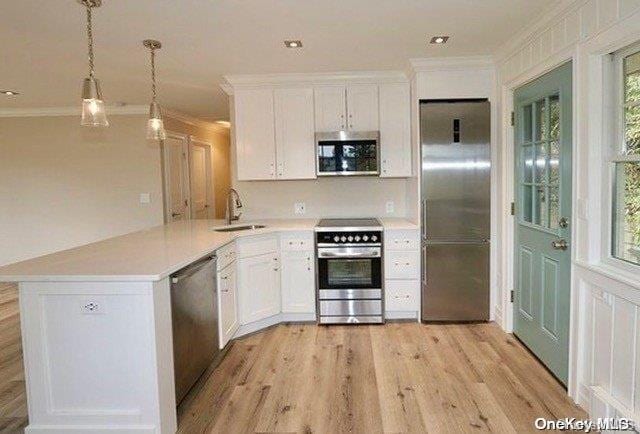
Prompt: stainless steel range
<box><xmin>315</xmin><ymin>218</ymin><xmax>384</xmax><ymax>324</ymax></box>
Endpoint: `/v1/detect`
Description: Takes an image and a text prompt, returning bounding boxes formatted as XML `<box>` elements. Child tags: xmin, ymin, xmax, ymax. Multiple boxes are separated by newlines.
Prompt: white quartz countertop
<box><xmin>0</xmin><ymin>217</ymin><xmax>417</xmax><ymax>283</ymax></box>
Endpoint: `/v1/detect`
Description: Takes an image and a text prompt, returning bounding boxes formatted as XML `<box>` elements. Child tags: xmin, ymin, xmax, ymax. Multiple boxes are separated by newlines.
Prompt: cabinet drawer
<box><xmin>319</xmin><ymin>300</ymin><xmax>382</xmax><ymax>316</ymax></box>
<box><xmin>280</xmin><ymin>231</ymin><xmax>314</xmax><ymax>251</ymax></box>
<box><xmin>236</xmin><ymin>235</ymin><xmax>278</xmax><ymax>259</ymax></box>
<box><xmin>385</xmin><ymin>280</ymin><xmax>419</xmax><ymax>312</ymax></box>
<box><xmin>217</xmin><ymin>242</ymin><xmax>237</xmax><ymax>271</ymax></box>
<box><xmin>385</xmin><ymin>251</ymin><xmax>420</xmax><ymax>279</ymax></box>
<box><xmin>385</xmin><ymin>229</ymin><xmax>419</xmax><ymax>251</ymax></box>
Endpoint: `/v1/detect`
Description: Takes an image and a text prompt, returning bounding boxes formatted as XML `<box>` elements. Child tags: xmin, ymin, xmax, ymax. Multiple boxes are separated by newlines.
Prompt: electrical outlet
<box><xmin>139</xmin><ymin>193</ymin><xmax>151</xmax><ymax>204</ymax></box>
<box><xmin>294</xmin><ymin>202</ymin><xmax>306</xmax><ymax>215</ymax></box>
<box><xmin>385</xmin><ymin>201</ymin><xmax>395</xmax><ymax>214</ymax></box>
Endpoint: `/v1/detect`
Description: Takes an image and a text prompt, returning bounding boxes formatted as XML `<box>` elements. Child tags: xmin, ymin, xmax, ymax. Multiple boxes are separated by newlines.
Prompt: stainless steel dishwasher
<box><xmin>170</xmin><ymin>254</ymin><xmax>219</xmax><ymax>405</ymax></box>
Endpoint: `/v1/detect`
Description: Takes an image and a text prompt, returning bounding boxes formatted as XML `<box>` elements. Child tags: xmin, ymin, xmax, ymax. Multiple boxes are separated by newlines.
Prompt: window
<box><xmin>612</xmin><ymin>48</ymin><xmax>640</xmax><ymax>265</ymax></box>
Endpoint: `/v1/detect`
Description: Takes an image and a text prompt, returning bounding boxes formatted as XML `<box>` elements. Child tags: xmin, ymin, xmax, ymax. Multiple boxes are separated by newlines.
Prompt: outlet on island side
<box><xmin>294</xmin><ymin>202</ymin><xmax>306</xmax><ymax>215</ymax></box>
<box><xmin>386</xmin><ymin>201</ymin><xmax>394</xmax><ymax>214</ymax></box>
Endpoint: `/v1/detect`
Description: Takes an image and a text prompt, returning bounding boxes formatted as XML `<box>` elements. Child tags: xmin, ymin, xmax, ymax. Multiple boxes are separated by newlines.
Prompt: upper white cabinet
<box><xmin>274</xmin><ymin>88</ymin><xmax>316</xmax><ymax>179</ymax></box>
<box><xmin>234</xmin><ymin>88</ymin><xmax>277</xmax><ymax>180</ymax></box>
<box><xmin>379</xmin><ymin>83</ymin><xmax>412</xmax><ymax>177</ymax></box>
<box><xmin>314</xmin><ymin>85</ymin><xmax>346</xmax><ymax>132</ymax></box>
<box><xmin>346</xmin><ymin>84</ymin><xmax>379</xmax><ymax>131</ymax></box>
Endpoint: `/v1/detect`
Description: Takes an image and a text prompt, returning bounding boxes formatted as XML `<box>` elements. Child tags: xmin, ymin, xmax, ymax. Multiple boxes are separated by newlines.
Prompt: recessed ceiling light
<box><xmin>1</xmin><ymin>90</ymin><xmax>20</xmax><ymax>96</ymax></box>
<box><xmin>430</xmin><ymin>36</ymin><xmax>450</xmax><ymax>44</ymax></box>
<box><xmin>284</xmin><ymin>40</ymin><xmax>303</xmax><ymax>48</ymax></box>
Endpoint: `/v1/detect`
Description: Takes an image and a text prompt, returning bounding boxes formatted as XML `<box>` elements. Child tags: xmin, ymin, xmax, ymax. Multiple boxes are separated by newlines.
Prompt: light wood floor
<box><xmin>0</xmin><ymin>283</ymin><xmax>28</xmax><ymax>433</ymax></box>
<box><xmin>178</xmin><ymin>322</ymin><xmax>586</xmax><ymax>434</ymax></box>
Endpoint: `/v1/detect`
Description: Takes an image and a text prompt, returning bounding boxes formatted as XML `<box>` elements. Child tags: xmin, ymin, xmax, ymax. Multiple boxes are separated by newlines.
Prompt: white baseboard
<box><xmin>234</xmin><ymin>312</ymin><xmax>316</xmax><ymax>338</ymax></box>
<box><xmin>385</xmin><ymin>311</ymin><xmax>419</xmax><ymax>320</ymax></box>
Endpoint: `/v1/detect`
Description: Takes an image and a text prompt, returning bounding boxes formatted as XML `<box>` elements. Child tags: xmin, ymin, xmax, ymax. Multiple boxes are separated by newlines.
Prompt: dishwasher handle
<box><xmin>171</xmin><ymin>255</ymin><xmax>217</xmax><ymax>284</ymax></box>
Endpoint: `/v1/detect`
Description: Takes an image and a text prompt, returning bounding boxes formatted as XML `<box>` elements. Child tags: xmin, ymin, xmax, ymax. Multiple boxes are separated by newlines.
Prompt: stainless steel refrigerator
<box><xmin>420</xmin><ymin>100</ymin><xmax>490</xmax><ymax>322</ymax></box>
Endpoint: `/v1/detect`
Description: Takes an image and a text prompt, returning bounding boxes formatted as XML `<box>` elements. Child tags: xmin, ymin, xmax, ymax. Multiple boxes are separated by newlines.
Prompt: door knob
<box><xmin>551</xmin><ymin>239</ymin><xmax>568</xmax><ymax>250</ymax></box>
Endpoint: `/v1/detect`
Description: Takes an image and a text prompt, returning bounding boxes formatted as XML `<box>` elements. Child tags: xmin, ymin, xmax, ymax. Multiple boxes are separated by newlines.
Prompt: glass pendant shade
<box><xmin>146</xmin><ymin>101</ymin><xmax>166</xmax><ymax>140</ymax></box>
<box><xmin>80</xmin><ymin>77</ymin><xmax>109</xmax><ymax>127</ymax></box>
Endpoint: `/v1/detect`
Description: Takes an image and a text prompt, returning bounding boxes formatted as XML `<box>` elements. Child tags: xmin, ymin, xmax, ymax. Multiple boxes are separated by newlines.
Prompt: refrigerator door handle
<box><xmin>421</xmin><ymin>199</ymin><xmax>427</xmax><ymax>239</ymax></box>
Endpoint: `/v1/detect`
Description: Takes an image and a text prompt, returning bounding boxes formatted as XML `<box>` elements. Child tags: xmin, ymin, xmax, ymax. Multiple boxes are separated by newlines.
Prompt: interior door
<box><xmin>514</xmin><ymin>62</ymin><xmax>572</xmax><ymax>384</ymax></box>
<box><xmin>190</xmin><ymin>141</ymin><xmax>211</xmax><ymax>219</ymax></box>
<box><xmin>162</xmin><ymin>135</ymin><xmax>190</xmax><ymax>222</ymax></box>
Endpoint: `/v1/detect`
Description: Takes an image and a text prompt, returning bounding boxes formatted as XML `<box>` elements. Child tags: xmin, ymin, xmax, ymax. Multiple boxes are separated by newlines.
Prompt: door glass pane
<box><xmin>613</xmin><ymin>162</ymin><xmax>640</xmax><ymax>265</ymax></box>
<box><xmin>327</xmin><ymin>259</ymin><xmax>373</xmax><ymax>286</ymax></box>
<box><xmin>549</xmin><ymin>95</ymin><xmax>560</xmax><ymax>140</ymax></box>
<box><xmin>624</xmin><ymin>50</ymin><xmax>640</xmax><ymax>103</ymax></box>
<box><xmin>534</xmin><ymin>185</ymin><xmax>548</xmax><ymax>227</ymax></box>
<box><xmin>535</xmin><ymin>142</ymin><xmax>547</xmax><ymax>183</ymax></box>
<box><xmin>523</xmin><ymin>104</ymin><xmax>533</xmax><ymax>143</ymax></box>
<box><xmin>549</xmin><ymin>141</ymin><xmax>560</xmax><ymax>186</ymax></box>
<box><xmin>522</xmin><ymin>185</ymin><xmax>533</xmax><ymax>223</ymax></box>
<box><xmin>535</xmin><ymin>99</ymin><xmax>547</xmax><ymax>142</ymax></box>
<box><xmin>523</xmin><ymin>145</ymin><xmax>534</xmax><ymax>183</ymax></box>
<box><xmin>624</xmin><ymin>106</ymin><xmax>640</xmax><ymax>155</ymax></box>
<box><xmin>548</xmin><ymin>186</ymin><xmax>560</xmax><ymax>230</ymax></box>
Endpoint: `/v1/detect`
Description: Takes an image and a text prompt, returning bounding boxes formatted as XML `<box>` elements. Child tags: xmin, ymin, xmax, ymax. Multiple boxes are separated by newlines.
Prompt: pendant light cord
<box><xmin>85</xmin><ymin>4</ymin><xmax>95</xmax><ymax>78</ymax></box>
<box><xmin>150</xmin><ymin>48</ymin><xmax>157</xmax><ymax>103</ymax></box>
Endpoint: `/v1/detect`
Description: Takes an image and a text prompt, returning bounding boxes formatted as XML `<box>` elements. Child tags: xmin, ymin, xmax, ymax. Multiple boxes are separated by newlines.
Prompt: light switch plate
<box><xmin>294</xmin><ymin>202</ymin><xmax>306</xmax><ymax>215</ymax></box>
<box><xmin>139</xmin><ymin>193</ymin><xmax>151</xmax><ymax>204</ymax></box>
<box><xmin>386</xmin><ymin>201</ymin><xmax>395</xmax><ymax>214</ymax></box>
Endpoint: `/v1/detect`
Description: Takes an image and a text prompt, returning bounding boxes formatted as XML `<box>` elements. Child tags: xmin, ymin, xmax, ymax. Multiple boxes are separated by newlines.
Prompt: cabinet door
<box><xmin>274</xmin><ymin>88</ymin><xmax>316</xmax><ymax>179</ymax></box>
<box><xmin>346</xmin><ymin>84</ymin><xmax>379</xmax><ymax>131</ymax></box>
<box><xmin>314</xmin><ymin>85</ymin><xmax>346</xmax><ymax>132</ymax></box>
<box><xmin>234</xmin><ymin>88</ymin><xmax>276</xmax><ymax>180</ymax></box>
<box><xmin>281</xmin><ymin>250</ymin><xmax>316</xmax><ymax>313</ymax></box>
<box><xmin>238</xmin><ymin>253</ymin><xmax>281</xmax><ymax>325</ymax></box>
<box><xmin>218</xmin><ymin>263</ymin><xmax>238</xmax><ymax>348</ymax></box>
<box><xmin>379</xmin><ymin>83</ymin><xmax>412</xmax><ymax>177</ymax></box>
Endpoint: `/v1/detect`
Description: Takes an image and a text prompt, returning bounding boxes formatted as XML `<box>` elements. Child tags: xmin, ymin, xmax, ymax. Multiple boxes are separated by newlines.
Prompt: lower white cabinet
<box><xmin>238</xmin><ymin>252</ymin><xmax>281</xmax><ymax>325</ymax></box>
<box><xmin>385</xmin><ymin>279</ymin><xmax>420</xmax><ymax>312</ymax></box>
<box><xmin>218</xmin><ymin>262</ymin><xmax>238</xmax><ymax>349</ymax></box>
<box><xmin>281</xmin><ymin>249</ymin><xmax>316</xmax><ymax>313</ymax></box>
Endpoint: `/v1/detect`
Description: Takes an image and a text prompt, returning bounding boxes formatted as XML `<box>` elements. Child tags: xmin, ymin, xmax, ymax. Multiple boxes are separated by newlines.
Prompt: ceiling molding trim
<box><xmin>0</xmin><ymin>105</ymin><xmax>148</xmax><ymax>118</ymax></box>
<box><xmin>408</xmin><ymin>56</ymin><xmax>495</xmax><ymax>73</ymax></box>
<box><xmin>492</xmin><ymin>0</ymin><xmax>581</xmax><ymax>63</ymax></box>
<box><xmin>223</xmin><ymin>70</ymin><xmax>408</xmax><ymax>88</ymax></box>
<box><xmin>164</xmin><ymin>109</ymin><xmax>230</xmax><ymax>133</ymax></box>
<box><xmin>219</xmin><ymin>83</ymin><xmax>234</xmax><ymax>96</ymax></box>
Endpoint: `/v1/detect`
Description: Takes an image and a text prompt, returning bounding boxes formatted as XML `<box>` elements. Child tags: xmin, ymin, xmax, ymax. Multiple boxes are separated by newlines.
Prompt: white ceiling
<box><xmin>0</xmin><ymin>0</ymin><xmax>559</xmax><ymax>121</ymax></box>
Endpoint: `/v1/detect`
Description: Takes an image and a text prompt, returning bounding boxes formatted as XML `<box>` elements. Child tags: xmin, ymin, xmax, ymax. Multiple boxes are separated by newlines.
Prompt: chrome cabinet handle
<box><xmin>551</xmin><ymin>239</ymin><xmax>568</xmax><ymax>250</ymax></box>
<box><xmin>171</xmin><ymin>212</ymin><xmax>182</xmax><ymax>217</ymax></box>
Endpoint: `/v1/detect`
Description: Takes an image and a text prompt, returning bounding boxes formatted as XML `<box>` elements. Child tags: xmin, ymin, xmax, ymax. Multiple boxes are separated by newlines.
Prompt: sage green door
<box><xmin>514</xmin><ymin>62</ymin><xmax>572</xmax><ymax>385</ymax></box>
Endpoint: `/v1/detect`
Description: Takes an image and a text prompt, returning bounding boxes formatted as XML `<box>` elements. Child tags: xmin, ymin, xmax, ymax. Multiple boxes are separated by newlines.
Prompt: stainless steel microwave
<box><xmin>316</xmin><ymin>131</ymin><xmax>380</xmax><ymax>176</ymax></box>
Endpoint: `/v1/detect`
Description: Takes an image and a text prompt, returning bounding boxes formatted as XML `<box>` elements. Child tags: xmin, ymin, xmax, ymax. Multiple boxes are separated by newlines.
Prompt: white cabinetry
<box><xmin>379</xmin><ymin>83</ymin><xmax>412</xmax><ymax>177</ymax></box>
<box><xmin>314</xmin><ymin>85</ymin><xmax>346</xmax><ymax>132</ymax></box>
<box><xmin>234</xmin><ymin>88</ymin><xmax>276</xmax><ymax>180</ymax></box>
<box><xmin>384</xmin><ymin>229</ymin><xmax>420</xmax><ymax>318</ymax></box>
<box><xmin>280</xmin><ymin>232</ymin><xmax>315</xmax><ymax>314</ymax></box>
<box><xmin>274</xmin><ymin>88</ymin><xmax>316</xmax><ymax>179</ymax></box>
<box><xmin>346</xmin><ymin>84</ymin><xmax>379</xmax><ymax>131</ymax></box>
<box><xmin>218</xmin><ymin>262</ymin><xmax>238</xmax><ymax>348</ymax></box>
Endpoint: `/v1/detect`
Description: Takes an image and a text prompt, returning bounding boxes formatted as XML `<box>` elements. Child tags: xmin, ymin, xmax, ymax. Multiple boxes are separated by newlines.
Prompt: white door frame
<box><xmin>499</xmin><ymin>46</ymin><xmax>579</xmax><ymax>396</ymax></box>
<box><xmin>161</xmin><ymin>132</ymin><xmax>191</xmax><ymax>223</ymax></box>
<box><xmin>189</xmin><ymin>138</ymin><xmax>215</xmax><ymax>219</ymax></box>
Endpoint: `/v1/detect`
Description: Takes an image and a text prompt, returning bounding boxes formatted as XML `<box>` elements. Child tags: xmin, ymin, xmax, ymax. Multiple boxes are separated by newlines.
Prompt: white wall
<box><xmin>494</xmin><ymin>0</ymin><xmax>640</xmax><ymax>421</ymax></box>
<box><xmin>0</xmin><ymin>114</ymin><xmax>164</xmax><ymax>266</ymax></box>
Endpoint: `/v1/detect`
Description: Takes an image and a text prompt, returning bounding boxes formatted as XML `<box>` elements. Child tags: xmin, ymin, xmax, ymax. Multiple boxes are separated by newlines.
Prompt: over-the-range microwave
<box><xmin>316</xmin><ymin>131</ymin><xmax>380</xmax><ymax>176</ymax></box>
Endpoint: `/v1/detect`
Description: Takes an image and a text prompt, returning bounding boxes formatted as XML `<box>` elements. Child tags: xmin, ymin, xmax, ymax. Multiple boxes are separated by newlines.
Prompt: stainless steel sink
<box><xmin>214</xmin><ymin>224</ymin><xmax>266</xmax><ymax>232</ymax></box>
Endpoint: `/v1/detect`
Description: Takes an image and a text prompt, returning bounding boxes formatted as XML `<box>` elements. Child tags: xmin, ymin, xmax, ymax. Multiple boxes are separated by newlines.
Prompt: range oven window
<box><xmin>318</xmin><ymin>257</ymin><xmax>382</xmax><ymax>289</ymax></box>
<box><xmin>317</xmin><ymin>140</ymin><xmax>378</xmax><ymax>174</ymax></box>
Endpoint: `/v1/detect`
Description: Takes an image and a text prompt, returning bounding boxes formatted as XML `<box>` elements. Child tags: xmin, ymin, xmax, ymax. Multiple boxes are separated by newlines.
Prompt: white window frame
<box><xmin>604</xmin><ymin>42</ymin><xmax>640</xmax><ymax>272</ymax></box>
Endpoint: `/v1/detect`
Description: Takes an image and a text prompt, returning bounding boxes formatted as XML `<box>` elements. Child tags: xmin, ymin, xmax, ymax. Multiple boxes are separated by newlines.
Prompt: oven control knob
<box><xmin>340</xmin><ymin>236</ymin><xmax>347</xmax><ymax>242</ymax></box>
<box><xmin>371</xmin><ymin>235</ymin><xmax>378</xmax><ymax>242</ymax></box>
<box><xmin>362</xmin><ymin>235</ymin><xmax>369</xmax><ymax>241</ymax></box>
<box><xmin>347</xmin><ymin>236</ymin><xmax>354</xmax><ymax>242</ymax></box>
<box><xmin>354</xmin><ymin>235</ymin><xmax>361</xmax><ymax>242</ymax></box>
<box><xmin>333</xmin><ymin>235</ymin><xmax>340</xmax><ymax>242</ymax></box>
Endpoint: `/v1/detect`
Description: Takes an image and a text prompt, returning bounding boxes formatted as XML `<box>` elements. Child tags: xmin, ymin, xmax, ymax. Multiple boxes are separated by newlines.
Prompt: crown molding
<box><xmin>164</xmin><ymin>109</ymin><xmax>230</xmax><ymax>134</ymax></box>
<box><xmin>0</xmin><ymin>105</ymin><xmax>148</xmax><ymax>118</ymax></box>
<box><xmin>222</xmin><ymin>70</ymin><xmax>408</xmax><ymax>90</ymax></box>
<box><xmin>492</xmin><ymin>0</ymin><xmax>580</xmax><ymax>63</ymax></box>
<box><xmin>408</xmin><ymin>56</ymin><xmax>495</xmax><ymax>73</ymax></box>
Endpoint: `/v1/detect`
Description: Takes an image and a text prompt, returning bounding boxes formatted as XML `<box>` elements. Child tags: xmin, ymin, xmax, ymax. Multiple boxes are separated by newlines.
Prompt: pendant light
<box><xmin>78</xmin><ymin>0</ymin><xmax>109</xmax><ymax>127</ymax></box>
<box><xmin>143</xmin><ymin>39</ymin><xmax>166</xmax><ymax>140</ymax></box>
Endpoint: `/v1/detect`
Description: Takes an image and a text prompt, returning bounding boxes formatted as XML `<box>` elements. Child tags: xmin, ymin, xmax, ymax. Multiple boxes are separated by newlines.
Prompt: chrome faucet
<box><xmin>226</xmin><ymin>188</ymin><xmax>243</xmax><ymax>224</ymax></box>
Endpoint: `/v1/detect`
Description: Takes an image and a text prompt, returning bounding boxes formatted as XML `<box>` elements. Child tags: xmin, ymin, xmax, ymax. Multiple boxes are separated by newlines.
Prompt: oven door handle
<box><xmin>318</xmin><ymin>250</ymin><xmax>381</xmax><ymax>258</ymax></box>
